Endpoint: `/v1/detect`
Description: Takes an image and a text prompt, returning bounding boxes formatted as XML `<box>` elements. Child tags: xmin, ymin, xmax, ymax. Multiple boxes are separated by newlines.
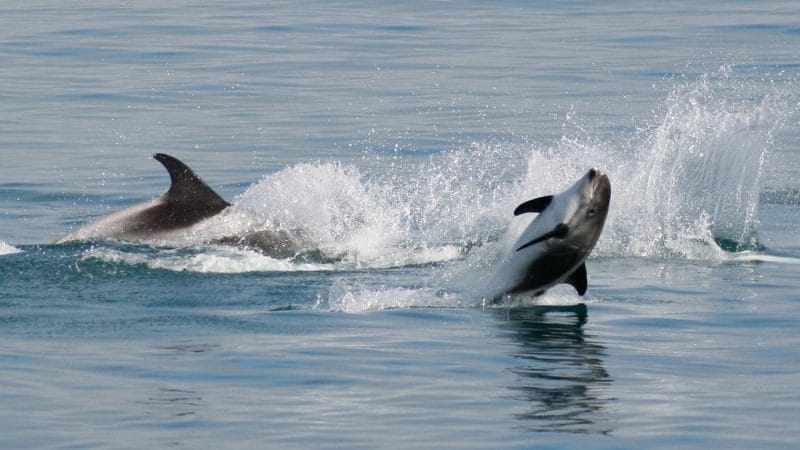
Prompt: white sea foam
<box><xmin>0</xmin><ymin>241</ymin><xmax>22</xmax><ymax>256</ymax></box>
<box><xmin>726</xmin><ymin>252</ymin><xmax>800</xmax><ymax>265</ymax></box>
<box><xmin>82</xmin><ymin>246</ymin><xmax>331</xmax><ymax>273</ymax></box>
<box><xmin>326</xmin><ymin>278</ymin><xmax>465</xmax><ymax>313</ymax></box>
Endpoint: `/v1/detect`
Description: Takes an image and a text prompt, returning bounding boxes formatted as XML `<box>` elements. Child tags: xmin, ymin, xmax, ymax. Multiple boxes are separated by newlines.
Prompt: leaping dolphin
<box><xmin>487</xmin><ymin>168</ymin><xmax>611</xmax><ymax>303</ymax></box>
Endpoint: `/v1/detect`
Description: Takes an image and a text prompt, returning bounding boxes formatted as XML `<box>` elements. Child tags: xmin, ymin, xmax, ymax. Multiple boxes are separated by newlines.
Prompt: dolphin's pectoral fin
<box><xmin>513</xmin><ymin>195</ymin><xmax>553</xmax><ymax>216</ymax></box>
<box><xmin>565</xmin><ymin>262</ymin><xmax>588</xmax><ymax>296</ymax></box>
<box><xmin>153</xmin><ymin>153</ymin><xmax>230</xmax><ymax>211</ymax></box>
<box><xmin>516</xmin><ymin>223</ymin><xmax>569</xmax><ymax>252</ymax></box>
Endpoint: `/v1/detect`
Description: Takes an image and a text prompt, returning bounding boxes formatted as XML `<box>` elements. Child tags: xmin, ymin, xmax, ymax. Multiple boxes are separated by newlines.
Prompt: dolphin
<box><xmin>486</xmin><ymin>168</ymin><xmax>611</xmax><ymax>303</ymax></box>
<box><xmin>55</xmin><ymin>154</ymin><xmax>316</xmax><ymax>259</ymax></box>
<box><xmin>56</xmin><ymin>154</ymin><xmax>231</xmax><ymax>244</ymax></box>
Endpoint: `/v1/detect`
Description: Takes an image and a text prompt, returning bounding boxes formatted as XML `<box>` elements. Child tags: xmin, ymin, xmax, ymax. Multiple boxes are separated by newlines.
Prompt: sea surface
<box><xmin>1</xmin><ymin>1</ymin><xmax>799</xmax><ymax>448</ymax></box>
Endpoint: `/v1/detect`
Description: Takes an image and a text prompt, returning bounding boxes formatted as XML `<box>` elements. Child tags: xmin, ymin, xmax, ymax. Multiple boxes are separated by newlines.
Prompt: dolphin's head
<box><xmin>563</xmin><ymin>168</ymin><xmax>611</xmax><ymax>250</ymax></box>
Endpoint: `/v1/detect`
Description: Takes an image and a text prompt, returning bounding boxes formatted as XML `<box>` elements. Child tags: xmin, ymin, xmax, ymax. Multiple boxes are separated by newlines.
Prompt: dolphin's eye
<box><xmin>587</xmin><ymin>207</ymin><xmax>597</xmax><ymax>216</ymax></box>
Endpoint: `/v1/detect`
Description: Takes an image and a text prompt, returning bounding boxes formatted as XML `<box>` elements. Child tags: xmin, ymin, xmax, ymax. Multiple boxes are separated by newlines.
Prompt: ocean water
<box><xmin>1</xmin><ymin>1</ymin><xmax>799</xmax><ymax>448</ymax></box>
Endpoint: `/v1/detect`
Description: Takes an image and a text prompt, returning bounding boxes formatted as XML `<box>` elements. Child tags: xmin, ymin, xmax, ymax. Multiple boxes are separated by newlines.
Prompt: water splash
<box><xmin>607</xmin><ymin>70</ymin><xmax>791</xmax><ymax>257</ymax></box>
<box><xmin>74</xmin><ymin>70</ymin><xmax>797</xmax><ymax>314</ymax></box>
<box><xmin>322</xmin><ymin>70</ymin><xmax>796</xmax><ymax>310</ymax></box>
<box><xmin>160</xmin><ymin>142</ymin><xmax>529</xmax><ymax>271</ymax></box>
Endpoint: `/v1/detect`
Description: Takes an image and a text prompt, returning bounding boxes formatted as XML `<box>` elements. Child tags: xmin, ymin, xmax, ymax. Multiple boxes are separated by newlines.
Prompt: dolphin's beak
<box><xmin>591</xmin><ymin>170</ymin><xmax>611</xmax><ymax>204</ymax></box>
<box><xmin>587</xmin><ymin>168</ymin><xmax>608</xmax><ymax>186</ymax></box>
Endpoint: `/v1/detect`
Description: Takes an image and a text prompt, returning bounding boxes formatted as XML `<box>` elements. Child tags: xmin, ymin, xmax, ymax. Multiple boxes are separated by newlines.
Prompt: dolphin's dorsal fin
<box><xmin>153</xmin><ymin>153</ymin><xmax>231</xmax><ymax>210</ymax></box>
<box><xmin>565</xmin><ymin>262</ymin><xmax>588</xmax><ymax>296</ymax></box>
<box><xmin>514</xmin><ymin>195</ymin><xmax>553</xmax><ymax>216</ymax></box>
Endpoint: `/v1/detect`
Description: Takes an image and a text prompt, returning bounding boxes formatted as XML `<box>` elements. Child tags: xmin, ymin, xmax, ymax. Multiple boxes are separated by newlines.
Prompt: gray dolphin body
<box><xmin>487</xmin><ymin>168</ymin><xmax>611</xmax><ymax>303</ymax></box>
<box><xmin>57</xmin><ymin>154</ymin><xmax>230</xmax><ymax>244</ymax></box>
<box><xmin>56</xmin><ymin>154</ymin><xmax>300</xmax><ymax>258</ymax></box>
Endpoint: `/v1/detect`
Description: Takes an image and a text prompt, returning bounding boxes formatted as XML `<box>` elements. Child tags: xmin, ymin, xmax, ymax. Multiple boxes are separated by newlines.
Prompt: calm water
<box><xmin>1</xmin><ymin>1</ymin><xmax>800</xmax><ymax>448</ymax></box>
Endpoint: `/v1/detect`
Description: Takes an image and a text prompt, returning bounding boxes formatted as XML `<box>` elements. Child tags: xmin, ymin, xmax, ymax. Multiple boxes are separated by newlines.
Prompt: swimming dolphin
<box><xmin>55</xmin><ymin>154</ymin><xmax>314</xmax><ymax>259</ymax></box>
<box><xmin>56</xmin><ymin>153</ymin><xmax>231</xmax><ymax>244</ymax></box>
<box><xmin>486</xmin><ymin>168</ymin><xmax>611</xmax><ymax>303</ymax></box>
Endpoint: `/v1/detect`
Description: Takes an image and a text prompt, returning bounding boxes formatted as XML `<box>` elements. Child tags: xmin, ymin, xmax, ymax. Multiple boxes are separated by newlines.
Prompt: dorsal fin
<box><xmin>565</xmin><ymin>262</ymin><xmax>588</xmax><ymax>296</ymax></box>
<box><xmin>153</xmin><ymin>153</ymin><xmax>230</xmax><ymax>210</ymax></box>
<box><xmin>514</xmin><ymin>195</ymin><xmax>553</xmax><ymax>216</ymax></box>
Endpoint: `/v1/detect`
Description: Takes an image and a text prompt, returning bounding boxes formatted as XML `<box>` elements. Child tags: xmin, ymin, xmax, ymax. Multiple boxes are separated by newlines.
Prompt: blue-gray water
<box><xmin>2</xmin><ymin>2</ymin><xmax>800</xmax><ymax>448</ymax></box>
